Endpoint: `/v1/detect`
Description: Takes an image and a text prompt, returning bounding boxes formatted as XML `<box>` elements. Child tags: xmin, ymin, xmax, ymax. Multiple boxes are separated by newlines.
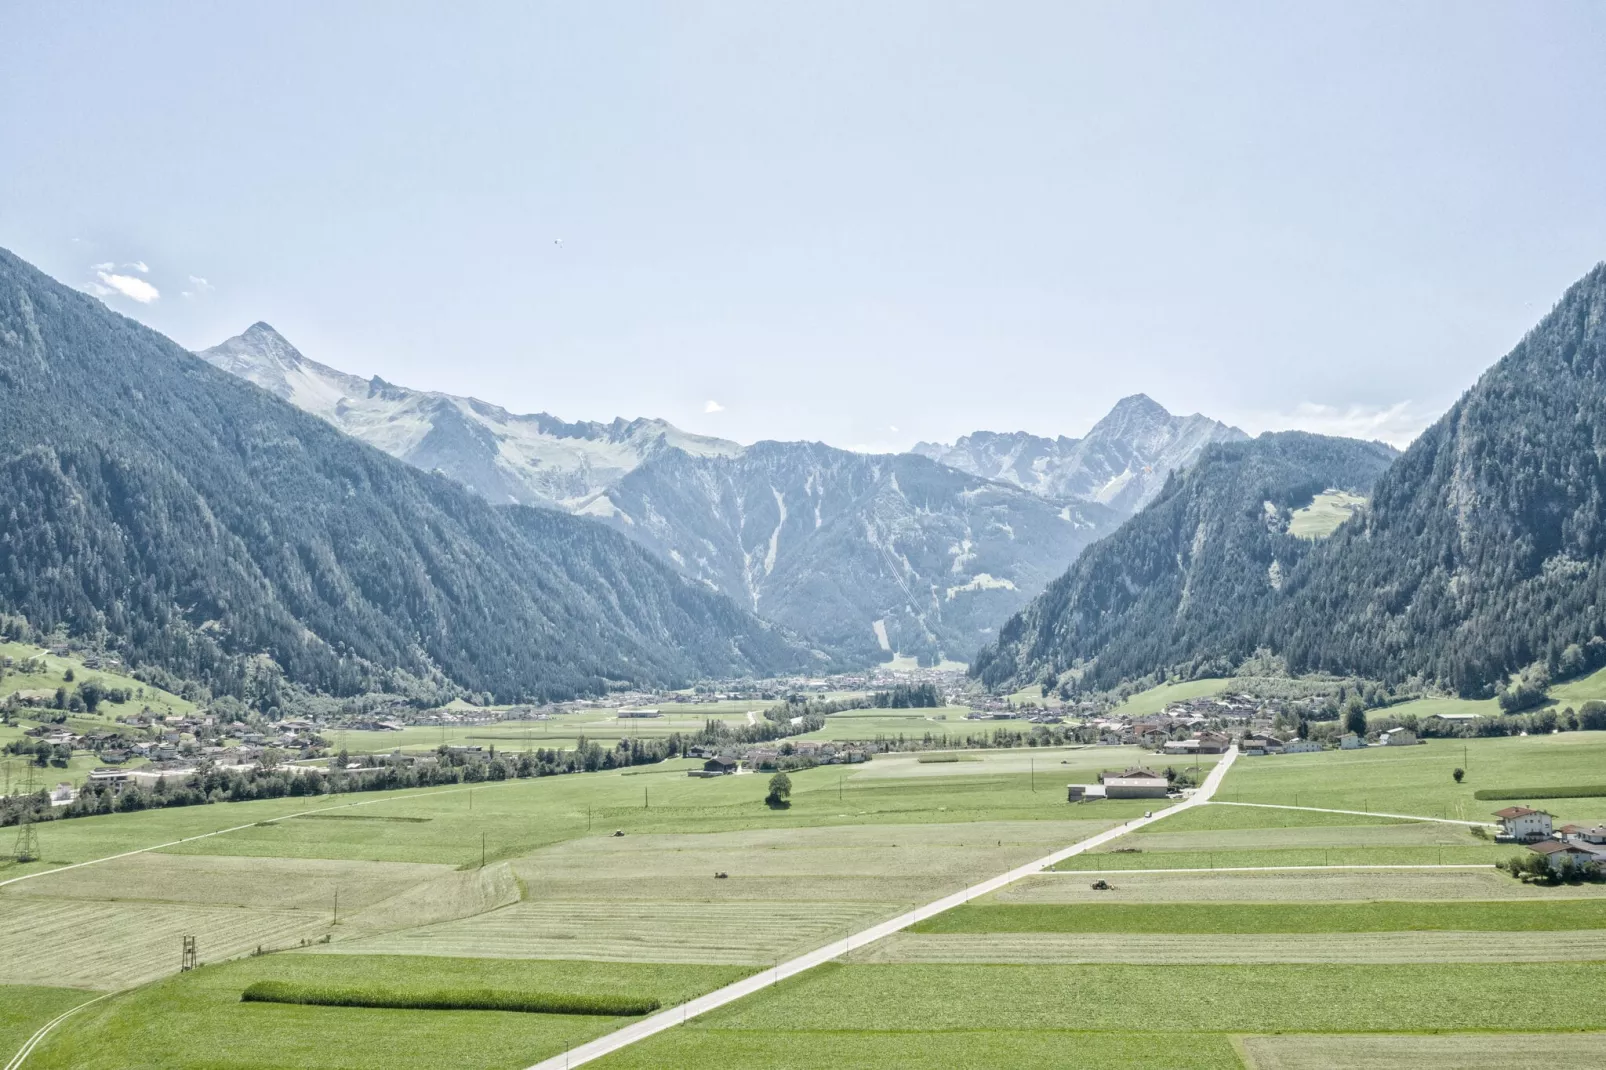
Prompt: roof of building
<box><xmin>1493</xmin><ymin>806</ymin><xmax>1549</xmax><ymax>819</ymax></box>
<box><xmin>1529</xmin><ymin>839</ymin><xmax>1595</xmax><ymax>856</ymax></box>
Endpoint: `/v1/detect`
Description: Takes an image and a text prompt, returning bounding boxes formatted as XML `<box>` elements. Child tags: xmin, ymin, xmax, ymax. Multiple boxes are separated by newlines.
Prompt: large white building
<box><xmin>1494</xmin><ymin>806</ymin><xmax>1553</xmax><ymax>841</ymax></box>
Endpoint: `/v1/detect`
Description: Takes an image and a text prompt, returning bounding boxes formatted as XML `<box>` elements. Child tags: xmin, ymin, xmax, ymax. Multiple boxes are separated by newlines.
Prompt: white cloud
<box><xmin>1247</xmin><ymin>400</ymin><xmax>1435</xmax><ymax>448</ymax></box>
<box><xmin>182</xmin><ymin>275</ymin><xmax>213</xmax><ymax>299</ymax></box>
<box><xmin>889</xmin><ymin>425</ymin><xmax>899</xmax><ymax>432</ymax></box>
<box><xmin>125</xmin><ymin>261</ymin><xmax>150</xmax><ymax>273</ymax></box>
<box><xmin>91</xmin><ymin>268</ymin><xmax>160</xmax><ymax>303</ymax></box>
<box><xmin>704</xmin><ymin>399</ymin><xmax>725</xmax><ymax>413</ymax></box>
<box><xmin>91</xmin><ymin>261</ymin><xmax>114</xmax><ymax>271</ymax></box>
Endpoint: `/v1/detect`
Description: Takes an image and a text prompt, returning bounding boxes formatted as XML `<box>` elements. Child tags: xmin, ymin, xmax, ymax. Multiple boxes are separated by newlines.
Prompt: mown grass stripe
<box><xmin>911</xmin><ymin>900</ymin><xmax>1606</xmax><ymax>934</ymax></box>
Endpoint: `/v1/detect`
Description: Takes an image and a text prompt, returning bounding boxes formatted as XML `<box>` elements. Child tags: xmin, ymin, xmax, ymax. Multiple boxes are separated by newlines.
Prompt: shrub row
<box><xmin>239</xmin><ymin>981</ymin><xmax>659</xmax><ymax>1016</ymax></box>
<box><xmin>1474</xmin><ymin>785</ymin><xmax>1606</xmax><ymax>801</ymax></box>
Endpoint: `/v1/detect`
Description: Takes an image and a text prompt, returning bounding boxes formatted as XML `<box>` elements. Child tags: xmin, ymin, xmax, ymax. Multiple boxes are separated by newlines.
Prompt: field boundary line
<box><xmin>523</xmin><ymin>749</ymin><xmax>1240</xmax><ymax>1070</ymax></box>
<box><xmin>4</xmin><ymin>990</ymin><xmax>115</xmax><ymax>1070</ymax></box>
<box><xmin>1043</xmin><ymin>863</ymin><xmax>1498</xmax><ymax>874</ymax></box>
<box><xmin>1210</xmin><ymin>801</ymin><xmax>1496</xmax><ymax>827</ymax></box>
<box><xmin>0</xmin><ymin>779</ymin><xmax>519</xmax><ymax>891</ymax></box>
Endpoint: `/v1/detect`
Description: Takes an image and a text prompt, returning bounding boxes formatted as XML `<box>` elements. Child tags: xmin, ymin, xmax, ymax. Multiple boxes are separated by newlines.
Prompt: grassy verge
<box><xmin>911</xmin><ymin>899</ymin><xmax>1606</xmax><ymax>934</ymax></box>
<box><xmin>0</xmin><ymin>985</ymin><xmax>100</xmax><ymax>1057</ymax></box>
<box><xmin>240</xmin><ymin>980</ymin><xmax>657</xmax><ymax>1015</ymax></box>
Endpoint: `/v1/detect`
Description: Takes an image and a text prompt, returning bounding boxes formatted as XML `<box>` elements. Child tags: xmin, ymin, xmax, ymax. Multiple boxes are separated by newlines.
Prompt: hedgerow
<box><xmin>240</xmin><ymin>981</ymin><xmax>658</xmax><ymax>1016</ymax></box>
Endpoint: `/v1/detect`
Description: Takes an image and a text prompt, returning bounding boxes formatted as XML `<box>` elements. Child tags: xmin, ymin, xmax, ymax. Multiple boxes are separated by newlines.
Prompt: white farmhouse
<box><xmin>1493</xmin><ymin>806</ymin><xmax>1553</xmax><ymax>841</ymax></box>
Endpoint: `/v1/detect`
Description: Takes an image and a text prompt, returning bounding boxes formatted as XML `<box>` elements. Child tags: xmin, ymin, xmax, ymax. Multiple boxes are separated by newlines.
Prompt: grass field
<box><xmin>1216</xmin><ymin>733</ymin><xmax>1606</xmax><ymax>823</ymax></box>
<box><xmin>847</xmin><ymin>928</ymin><xmax>1606</xmax><ymax>964</ymax></box>
<box><xmin>0</xmin><ymin>640</ymin><xmax>194</xmax><ymax>718</ymax></box>
<box><xmin>1287</xmin><ymin>489</ymin><xmax>1367</xmax><ymax>539</ymax></box>
<box><xmin>0</xmin><ymin>986</ymin><xmax>99</xmax><ymax>1059</ymax></box>
<box><xmin>605</xmin><ymin>961</ymin><xmax>1606</xmax><ymax>1033</ymax></box>
<box><xmin>998</xmin><ymin>866</ymin><xmax>1606</xmax><ymax>903</ymax></box>
<box><xmin>25</xmin><ymin>955</ymin><xmax>749</xmax><ymax>1070</ymax></box>
<box><xmin>912</xmin><ymin>899</ymin><xmax>1606</xmax><ymax>933</ymax></box>
<box><xmin>1108</xmin><ymin>678</ymin><xmax>1236</xmax><ymax>717</ymax></box>
<box><xmin>1240</xmin><ymin>1033</ymin><xmax>1606</xmax><ymax>1070</ymax></box>
<box><xmin>595</xmin><ymin>1030</ymin><xmax>1245</xmax><ymax>1070</ymax></box>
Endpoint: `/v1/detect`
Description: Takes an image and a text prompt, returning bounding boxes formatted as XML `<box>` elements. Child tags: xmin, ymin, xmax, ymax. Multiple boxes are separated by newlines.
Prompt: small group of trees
<box><xmin>1498</xmin><ymin>852</ymin><xmax>1600</xmax><ymax>884</ymax></box>
<box><xmin>765</xmin><ymin>772</ymin><xmax>792</xmax><ymax>809</ymax></box>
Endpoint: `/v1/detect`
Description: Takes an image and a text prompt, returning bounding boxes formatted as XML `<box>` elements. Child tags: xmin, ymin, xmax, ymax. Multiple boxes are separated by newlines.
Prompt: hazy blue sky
<box><xmin>4</xmin><ymin>2</ymin><xmax>1605</xmax><ymax>450</ymax></box>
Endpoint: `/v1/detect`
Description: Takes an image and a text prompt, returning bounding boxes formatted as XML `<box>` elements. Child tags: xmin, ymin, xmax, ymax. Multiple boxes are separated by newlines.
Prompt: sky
<box><xmin>3</xmin><ymin>2</ymin><xmax>1605</xmax><ymax>452</ymax></box>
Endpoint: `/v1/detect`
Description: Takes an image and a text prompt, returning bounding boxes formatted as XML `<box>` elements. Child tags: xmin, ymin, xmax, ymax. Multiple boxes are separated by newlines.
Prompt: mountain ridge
<box><xmin>0</xmin><ymin>247</ymin><xmax>821</xmax><ymax>709</ymax></box>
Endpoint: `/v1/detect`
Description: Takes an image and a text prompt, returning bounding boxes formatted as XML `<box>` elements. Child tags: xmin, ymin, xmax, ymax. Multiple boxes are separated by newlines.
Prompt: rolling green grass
<box><xmin>1380</xmin><ymin>694</ymin><xmax>1503</xmax><ymax>720</ymax></box>
<box><xmin>675</xmin><ymin>961</ymin><xmax>1606</xmax><ymax>1034</ymax></box>
<box><xmin>1287</xmin><ymin>489</ymin><xmax>1367</xmax><ymax>539</ymax></box>
<box><xmin>1550</xmin><ymin>664</ymin><xmax>1606</xmax><ymax>708</ymax></box>
<box><xmin>593</xmin><ymin>1029</ymin><xmax>1245</xmax><ymax>1070</ymax></box>
<box><xmin>1138</xmin><ymin>803</ymin><xmax>1408</xmax><ymax>832</ymax></box>
<box><xmin>25</xmin><ymin>955</ymin><xmax>749</xmax><ymax>1070</ymax></box>
<box><xmin>0</xmin><ymin>985</ymin><xmax>99</xmax><ymax>1058</ymax></box>
<box><xmin>911</xmin><ymin>899</ymin><xmax>1606</xmax><ymax>934</ymax></box>
<box><xmin>1108</xmin><ymin>678</ymin><xmax>1235</xmax><ymax>717</ymax></box>
<box><xmin>1050</xmin><ymin>843</ymin><xmax>1506</xmax><ymax>870</ymax></box>
<box><xmin>1217</xmin><ymin>733</ymin><xmax>1606</xmax><ymax>824</ymax></box>
<box><xmin>1241</xmin><ymin>1033</ymin><xmax>1606</xmax><ymax>1070</ymax></box>
<box><xmin>0</xmin><ymin>640</ymin><xmax>194</xmax><ymax>717</ymax></box>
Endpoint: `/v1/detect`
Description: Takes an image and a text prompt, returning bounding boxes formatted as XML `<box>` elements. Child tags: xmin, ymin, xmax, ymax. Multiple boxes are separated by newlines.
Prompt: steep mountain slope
<box><xmin>972</xmin><ymin>432</ymin><xmax>1398</xmax><ymax>694</ymax></box>
<box><xmin>587</xmin><ymin>443</ymin><xmax>1120</xmax><ymax>663</ymax></box>
<box><xmin>1273</xmin><ymin>262</ymin><xmax>1606</xmax><ymax>695</ymax></box>
<box><xmin>913</xmin><ymin>395</ymin><xmax>1246</xmax><ymax>513</ymax></box>
<box><xmin>198</xmin><ymin>323</ymin><xmax>742</xmax><ymax>507</ymax></box>
<box><xmin>0</xmin><ymin>248</ymin><xmax>817</xmax><ymax>707</ymax></box>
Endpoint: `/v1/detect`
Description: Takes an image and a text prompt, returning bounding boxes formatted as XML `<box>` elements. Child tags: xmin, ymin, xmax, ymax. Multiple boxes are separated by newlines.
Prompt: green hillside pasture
<box><xmin>1287</xmin><ymin>489</ymin><xmax>1367</xmax><ymax>539</ymax></box>
<box><xmin>593</xmin><ymin>1030</ymin><xmax>1243</xmax><ymax>1070</ymax></box>
<box><xmin>1137</xmin><ymin>803</ymin><xmax>1408</xmax><ymax>832</ymax></box>
<box><xmin>1240</xmin><ymin>1033</ymin><xmax>1606</xmax><ymax>1070</ymax></box>
<box><xmin>998</xmin><ymin>866</ymin><xmax>1606</xmax><ymax>904</ymax></box>
<box><xmin>0</xmin><ymin>640</ymin><xmax>195</xmax><ymax>717</ymax></box>
<box><xmin>323</xmin><ymin>900</ymin><xmax>892</xmax><ymax>965</ymax></box>
<box><xmin>29</xmin><ymin>955</ymin><xmax>748</xmax><ymax>1070</ymax></box>
<box><xmin>1218</xmin><ymin>733</ymin><xmax>1606</xmax><ymax>823</ymax></box>
<box><xmin>1549</xmin><ymin>664</ymin><xmax>1606</xmax><ymax>708</ymax></box>
<box><xmin>668</xmin><ymin>961</ymin><xmax>1606</xmax><ymax>1034</ymax></box>
<box><xmin>0</xmin><ymin>986</ymin><xmax>100</xmax><ymax>1059</ymax></box>
<box><xmin>0</xmin><ymin>898</ymin><xmax>327</xmax><ymax>988</ymax></box>
<box><xmin>847</xmin><ymin>928</ymin><xmax>1606</xmax><ymax>964</ymax></box>
<box><xmin>849</xmin><ymin>744</ymin><xmax>1209</xmax><ymax>781</ymax></box>
<box><xmin>1109</xmin><ymin>678</ymin><xmax>1235</xmax><ymax>717</ymax></box>
<box><xmin>913</xmin><ymin>899</ymin><xmax>1606</xmax><ymax>934</ymax></box>
<box><xmin>1380</xmin><ymin>694</ymin><xmax>1502</xmax><ymax>720</ymax></box>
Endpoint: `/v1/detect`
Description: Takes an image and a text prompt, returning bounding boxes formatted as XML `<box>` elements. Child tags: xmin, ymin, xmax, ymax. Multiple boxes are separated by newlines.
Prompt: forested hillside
<box><xmin>589</xmin><ymin>441</ymin><xmax>1119</xmax><ymax>663</ymax></box>
<box><xmin>972</xmin><ymin>432</ymin><xmax>1397</xmax><ymax>694</ymax></box>
<box><xmin>0</xmin><ymin>248</ymin><xmax>818</xmax><ymax>709</ymax></box>
<box><xmin>1273</xmin><ymin>262</ymin><xmax>1606</xmax><ymax>694</ymax></box>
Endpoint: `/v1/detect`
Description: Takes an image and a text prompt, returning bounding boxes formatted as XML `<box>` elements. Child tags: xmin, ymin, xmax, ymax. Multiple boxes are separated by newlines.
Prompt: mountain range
<box><xmin>197</xmin><ymin>326</ymin><xmax>1239</xmax><ymax>661</ymax></box>
<box><xmin>913</xmin><ymin>398</ymin><xmax>1247</xmax><ymax>513</ymax></box>
<box><xmin>0</xmin><ymin>247</ymin><xmax>817</xmax><ymax>709</ymax></box>
<box><xmin>976</xmin><ymin>261</ymin><xmax>1606</xmax><ymax>700</ymax></box>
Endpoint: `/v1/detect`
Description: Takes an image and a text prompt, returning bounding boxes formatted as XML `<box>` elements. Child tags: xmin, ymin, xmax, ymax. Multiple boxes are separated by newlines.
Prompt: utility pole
<box><xmin>481</xmin><ymin>832</ymin><xmax>486</xmax><ymax>869</ymax></box>
<box><xmin>333</xmin><ymin>889</ymin><xmax>339</xmax><ymax>925</ymax></box>
<box><xmin>644</xmin><ymin>787</ymin><xmax>649</xmax><ymax>809</ymax></box>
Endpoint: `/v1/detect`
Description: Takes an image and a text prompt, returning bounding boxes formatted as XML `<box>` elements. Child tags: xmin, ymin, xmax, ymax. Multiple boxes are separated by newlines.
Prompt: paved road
<box><xmin>1212</xmin><ymin>800</ymin><xmax>1497</xmax><ymax>827</ymax></box>
<box><xmin>524</xmin><ymin>747</ymin><xmax>1241</xmax><ymax>1070</ymax></box>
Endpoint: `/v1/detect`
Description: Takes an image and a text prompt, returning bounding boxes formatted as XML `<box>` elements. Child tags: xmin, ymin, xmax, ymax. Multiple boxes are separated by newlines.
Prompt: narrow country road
<box><xmin>1212</xmin><ymin>800</ymin><xmax>1496</xmax><ymax>827</ymax></box>
<box><xmin>524</xmin><ymin>747</ymin><xmax>1241</xmax><ymax>1070</ymax></box>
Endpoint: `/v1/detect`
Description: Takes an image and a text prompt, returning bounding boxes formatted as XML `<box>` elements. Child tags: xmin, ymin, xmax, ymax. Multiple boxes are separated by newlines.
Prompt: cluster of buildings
<box><xmin>685</xmin><ymin>740</ymin><xmax>871</xmax><ymax>775</ymax></box>
<box><xmin>1493</xmin><ymin>806</ymin><xmax>1606</xmax><ymax>873</ymax></box>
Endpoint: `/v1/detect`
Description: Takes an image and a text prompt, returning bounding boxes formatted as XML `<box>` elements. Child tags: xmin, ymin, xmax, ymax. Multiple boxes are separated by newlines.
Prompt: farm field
<box><xmin>0</xmin><ymin>985</ymin><xmax>98</xmax><ymax>1059</ymax></box>
<box><xmin>848</xmin><ymin>743</ymin><xmax>1207</xmax><ymax>780</ymax></box>
<box><xmin>1239</xmin><ymin>1033</ymin><xmax>1606</xmax><ymax>1070</ymax></box>
<box><xmin>1215</xmin><ymin>733</ymin><xmax>1606</xmax><ymax>823</ymax></box>
<box><xmin>586</xmin><ymin>962</ymin><xmax>1606</xmax><ymax>1064</ymax></box>
<box><xmin>24</xmin><ymin>955</ymin><xmax>748</xmax><ymax>1070</ymax></box>
<box><xmin>998</xmin><ymin>865</ymin><xmax>1606</xmax><ymax>903</ymax></box>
